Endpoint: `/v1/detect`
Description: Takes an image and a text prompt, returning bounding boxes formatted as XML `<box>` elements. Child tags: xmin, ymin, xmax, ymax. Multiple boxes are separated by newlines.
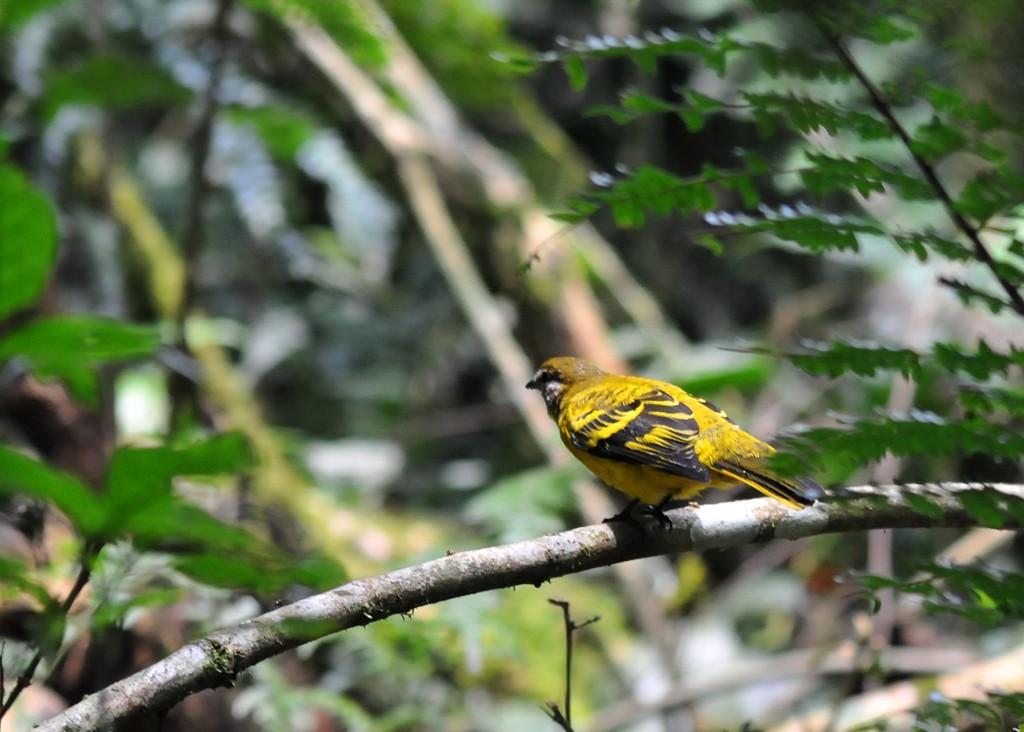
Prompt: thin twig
<box><xmin>547</xmin><ymin>599</ymin><xmax>600</xmax><ymax>730</ymax></box>
<box><xmin>811</xmin><ymin>14</ymin><xmax>1024</xmax><ymax>317</ymax></box>
<box><xmin>178</xmin><ymin>0</ymin><xmax>232</xmax><ymax>321</ymax></box>
<box><xmin>170</xmin><ymin>0</ymin><xmax>233</xmax><ymax>429</ymax></box>
<box><xmin>0</xmin><ymin>544</ymin><xmax>97</xmax><ymax>719</ymax></box>
<box><xmin>545</xmin><ymin>701</ymin><xmax>573</xmax><ymax>732</ymax></box>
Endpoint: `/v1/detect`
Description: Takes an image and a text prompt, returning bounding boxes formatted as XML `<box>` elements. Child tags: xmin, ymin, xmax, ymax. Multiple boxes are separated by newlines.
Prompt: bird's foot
<box><xmin>642</xmin><ymin>497</ymin><xmax>674</xmax><ymax>530</ymax></box>
<box><xmin>604</xmin><ymin>498</ymin><xmax>677</xmax><ymax>530</ymax></box>
<box><xmin>603</xmin><ymin>499</ymin><xmax>641</xmax><ymax>525</ymax></box>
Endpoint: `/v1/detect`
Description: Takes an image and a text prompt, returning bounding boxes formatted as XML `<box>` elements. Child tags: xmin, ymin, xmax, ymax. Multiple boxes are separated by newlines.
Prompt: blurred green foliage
<box><xmin>1</xmin><ymin>0</ymin><xmax>1023</xmax><ymax>729</ymax></box>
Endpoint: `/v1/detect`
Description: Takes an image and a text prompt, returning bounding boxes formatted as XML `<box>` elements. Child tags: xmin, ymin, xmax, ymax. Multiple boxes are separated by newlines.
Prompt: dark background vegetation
<box><xmin>2</xmin><ymin>0</ymin><xmax>1024</xmax><ymax>729</ymax></box>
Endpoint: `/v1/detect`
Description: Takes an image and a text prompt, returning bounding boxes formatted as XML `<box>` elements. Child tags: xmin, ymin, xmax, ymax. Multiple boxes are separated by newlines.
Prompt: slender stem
<box><xmin>547</xmin><ymin>599</ymin><xmax>600</xmax><ymax>730</ymax></box>
<box><xmin>170</xmin><ymin>0</ymin><xmax>233</xmax><ymax>430</ymax></box>
<box><xmin>178</xmin><ymin>0</ymin><xmax>232</xmax><ymax>321</ymax></box>
<box><xmin>0</xmin><ymin>544</ymin><xmax>98</xmax><ymax>719</ymax></box>
<box><xmin>812</xmin><ymin>15</ymin><xmax>1024</xmax><ymax>317</ymax></box>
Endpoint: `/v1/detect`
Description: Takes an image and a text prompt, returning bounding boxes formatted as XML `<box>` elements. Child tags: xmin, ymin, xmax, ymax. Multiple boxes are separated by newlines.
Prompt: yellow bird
<box><xmin>526</xmin><ymin>356</ymin><xmax>822</xmax><ymax>517</ymax></box>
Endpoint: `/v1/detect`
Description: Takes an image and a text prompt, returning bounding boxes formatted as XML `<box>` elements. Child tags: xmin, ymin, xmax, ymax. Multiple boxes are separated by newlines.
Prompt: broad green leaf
<box><xmin>0</xmin><ymin>165</ymin><xmax>58</xmax><ymax>319</ymax></box>
<box><xmin>0</xmin><ymin>447</ymin><xmax>104</xmax><ymax>536</ymax></box>
<box><xmin>126</xmin><ymin>498</ymin><xmax>259</xmax><ymax>551</ymax></box>
<box><xmin>173</xmin><ymin>525</ymin><xmax>345</xmax><ymax>590</ymax></box>
<box><xmin>103</xmin><ymin>433</ymin><xmax>253</xmax><ymax>529</ymax></box>
<box><xmin>44</xmin><ymin>56</ymin><xmax>191</xmax><ymax>120</ymax></box>
<box><xmin>174</xmin><ymin>552</ymin><xmax>286</xmax><ymax>591</ymax></box>
<box><xmin>0</xmin><ymin>316</ymin><xmax>161</xmax><ymax>405</ymax></box>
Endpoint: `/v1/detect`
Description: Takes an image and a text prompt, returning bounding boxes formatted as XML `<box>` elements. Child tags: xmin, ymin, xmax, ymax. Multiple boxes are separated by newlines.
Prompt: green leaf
<box><xmin>0</xmin><ymin>447</ymin><xmax>105</xmax><ymax>536</ymax></box>
<box><xmin>92</xmin><ymin>586</ymin><xmax>185</xmax><ymax>628</ymax></box>
<box><xmin>787</xmin><ymin>415</ymin><xmax>1024</xmax><ymax>474</ymax></box>
<box><xmin>226</xmin><ymin>106</ymin><xmax>318</xmax><ymax>160</ymax></box>
<box><xmin>938</xmin><ymin>277</ymin><xmax>1013</xmax><ymax>314</ymax></box>
<box><xmin>174</xmin><ymin>551</ymin><xmax>289</xmax><ymax>591</ymax></box>
<box><xmin>891</xmin><ymin>231</ymin><xmax>972</xmax><ymax>261</ymax></box>
<box><xmin>44</xmin><ymin>56</ymin><xmax>191</xmax><ymax>120</ymax></box>
<box><xmin>855</xmin><ymin>561</ymin><xmax>1024</xmax><ymax>630</ymax></box>
<box><xmin>955</xmin><ymin>169</ymin><xmax>1024</xmax><ymax>222</ymax></box>
<box><xmin>240</xmin><ymin>0</ymin><xmax>386</xmax><ymax>66</ymax></box>
<box><xmin>564</xmin><ymin>55</ymin><xmax>587</xmax><ymax>90</ymax></box>
<box><xmin>933</xmin><ymin>341</ymin><xmax>1024</xmax><ymax>379</ymax></box>
<box><xmin>958</xmin><ymin>490</ymin><xmax>1005</xmax><ymax>528</ymax></box>
<box><xmin>0</xmin><ymin>316</ymin><xmax>161</xmax><ymax>406</ymax></box>
<box><xmin>128</xmin><ymin>498</ymin><xmax>256</xmax><ymax>550</ymax></box>
<box><xmin>0</xmin><ymin>0</ymin><xmax>71</xmax><ymax>28</ymax></box>
<box><xmin>909</xmin><ymin>116</ymin><xmax>967</xmax><ymax>161</ymax></box>
<box><xmin>783</xmin><ymin>340</ymin><xmax>923</xmax><ymax>378</ymax></box>
<box><xmin>174</xmin><ymin>534</ymin><xmax>345</xmax><ymax>591</ymax></box>
<box><xmin>0</xmin><ymin>165</ymin><xmax>58</xmax><ymax>319</ymax></box>
<box><xmin>620</xmin><ymin>91</ymin><xmax>676</xmax><ymax>115</ymax></box>
<box><xmin>958</xmin><ymin>384</ymin><xmax>1024</xmax><ymax>418</ymax></box>
<box><xmin>854</xmin><ymin>14</ymin><xmax>916</xmax><ymax>44</ymax></box>
<box><xmin>610</xmin><ymin>198</ymin><xmax>645</xmax><ymax>227</ymax></box>
<box><xmin>103</xmin><ymin>433</ymin><xmax>253</xmax><ymax>532</ymax></box>
<box><xmin>903</xmin><ymin>491</ymin><xmax>945</xmax><ymax>519</ymax></box>
<box><xmin>801</xmin><ymin>153</ymin><xmax>933</xmax><ymax>201</ymax></box>
<box><xmin>745</xmin><ymin>43</ymin><xmax>849</xmax><ymax>82</ymax></box>
<box><xmin>694</xmin><ymin>234</ymin><xmax>724</xmax><ymax>255</ymax></box>
<box><xmin>743</xmin><ymin>93</ymin><xmax>891</xmax><ymax>141</ymax></box>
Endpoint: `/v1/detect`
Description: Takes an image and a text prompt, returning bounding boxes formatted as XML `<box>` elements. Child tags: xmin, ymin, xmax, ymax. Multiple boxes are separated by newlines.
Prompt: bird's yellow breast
<box><xmin>562</xmin><ymin>437</ymin><xmax>716</xmax><ymax>504</ymax></box>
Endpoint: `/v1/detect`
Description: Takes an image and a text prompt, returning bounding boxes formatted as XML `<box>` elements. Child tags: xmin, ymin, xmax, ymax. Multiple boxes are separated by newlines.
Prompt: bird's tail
<box><xmin>714</xmin><ymin>459</ymin><xmax>824</xmax><ymax>509</ymax></box>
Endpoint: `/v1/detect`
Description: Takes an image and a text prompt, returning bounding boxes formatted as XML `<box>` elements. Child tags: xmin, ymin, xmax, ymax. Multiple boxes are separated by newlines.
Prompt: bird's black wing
<box><xmin>566</xmin><ymin>388</ymin><xmax>712</xmax><ymax>483</ymax></box>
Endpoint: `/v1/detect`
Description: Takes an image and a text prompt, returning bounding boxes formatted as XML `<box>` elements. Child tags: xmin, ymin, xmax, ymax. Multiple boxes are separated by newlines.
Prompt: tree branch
<box><xmin>36</xmin><ymin>482</ymin><xmax>1024</xmax><ymax>731</ymax></box>
<box><xmin>812</xmin><ymin>15</ymin><xmax>1024</xmax><ymax>317</ymax></box>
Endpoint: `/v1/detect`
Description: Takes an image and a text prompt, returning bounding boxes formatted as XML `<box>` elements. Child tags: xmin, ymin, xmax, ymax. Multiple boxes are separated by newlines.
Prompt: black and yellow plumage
<box><xmin>526</xmin><ymin>356</ymin><xmax>822</xmax><ymax>511</ymax></box>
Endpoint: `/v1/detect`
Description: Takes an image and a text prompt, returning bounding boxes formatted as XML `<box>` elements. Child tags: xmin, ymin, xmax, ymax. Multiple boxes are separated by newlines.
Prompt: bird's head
<box><xmin>526</xmin><ymin>357</ymin><xmax>606</xmax><ymax>416</ymax></box>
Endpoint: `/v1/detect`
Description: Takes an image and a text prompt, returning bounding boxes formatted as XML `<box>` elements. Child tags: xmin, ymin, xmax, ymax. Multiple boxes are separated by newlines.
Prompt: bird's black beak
<box><xmin>525</xmin><ymin>376</ymin><xmax>539</xmax><ymax>391</ymax></box>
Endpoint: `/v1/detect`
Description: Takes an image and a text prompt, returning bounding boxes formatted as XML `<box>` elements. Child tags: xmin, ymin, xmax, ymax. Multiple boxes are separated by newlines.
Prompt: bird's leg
<box><xmin>644</xmin><ymin>494</ymin><xmax>675</xmax><ymax>529</ymax></box>
<box><xmin>603</xmin><ymin>498</ymin><xmax>641</xmax><ymax>524</ymax></box>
